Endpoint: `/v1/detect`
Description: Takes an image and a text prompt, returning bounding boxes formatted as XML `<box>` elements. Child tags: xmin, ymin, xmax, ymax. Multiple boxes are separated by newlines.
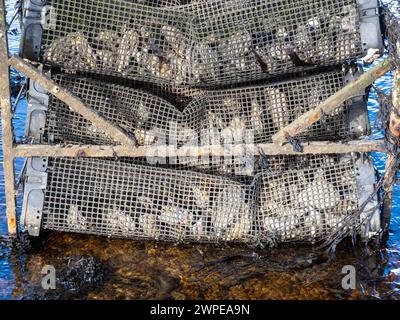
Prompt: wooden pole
<box><xmin>382</xmin><ymin>69</ymin><xmax>400</xmax><ymax>234</ymax></box>
<box><xmin>272</xmin><ymin>59</ymin><xmax>392</xmax><ymax>144</ymax></box>
<box><xmin>8</xmin><ymin>55</ymin><xmax>137</xmax><ymax>147</ymax></box>
<box><xmin>0</xmin><ymin>1</ymin><xmax>17</xmax><ymax>236</ymax></box>
<box><xmin>14</xmin><ymin>140</ymin><xmax>386</xmax><ymax>158</ymax></box>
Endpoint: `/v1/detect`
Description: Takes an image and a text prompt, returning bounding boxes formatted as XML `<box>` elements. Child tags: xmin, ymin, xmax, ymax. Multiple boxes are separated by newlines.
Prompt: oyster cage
<box><xmin>21</xmin><ymin>155</ymin><xmax>381</xmax><ymax>243</ymax></box>
<box><xmin>20</xmin><ymin>0</ymin><xmax>383</xmax><ymax>86</ymax></box>
<box><xmin>12</xmin><ymin>0</ymin><xmax>386</xmax><ymax>246</ymax></box>
<box><xmin>26</xmin><ymin>66</ymin><xmax>370</xmax><ymax>148</ymax></box>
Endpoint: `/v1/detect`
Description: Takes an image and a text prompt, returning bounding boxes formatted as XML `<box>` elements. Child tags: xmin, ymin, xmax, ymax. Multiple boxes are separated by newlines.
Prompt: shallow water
<box><xmin>1</xmin><ymin>0</ymin><xmax>400</xmax><ymax>300</ymax></box>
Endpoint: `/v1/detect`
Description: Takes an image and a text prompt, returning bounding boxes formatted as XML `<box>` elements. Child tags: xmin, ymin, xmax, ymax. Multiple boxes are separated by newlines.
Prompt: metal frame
<box><xmin>359</xmin><ymin>0</ymin><xmax>385</xmax><ymax>54</ymax></box>
<box><xmin>354</xmin><ymin>155</ymin><xmax>381</xmax><ymax>239</ymax></box>
<box><xmin>20</xmin><ymin>157</ymin><xmax>47</xmax><ymax>236</ymax></box>
<box><xmin>20</xmin><ymin>0</ymin><xmax>46</xmax><ymax>61</ymax></box>
<box><xmin>25</xmin><ymin>70</ymin><xmax>49</xmax><ymax>142</ymax></box>
<box><xmin>0</xmin><ymin>0</ymin><xmax>396</xmax><ymax>238</ymax></box>
<box><xmin>345</xmin><ymin>65</ymin><xmax>372</xmax><ymax>138</ymax></box>
<box><xmin>1</xmin><ymin>1</ymin><xmax>17</xmax><ymax>235</ymax></box>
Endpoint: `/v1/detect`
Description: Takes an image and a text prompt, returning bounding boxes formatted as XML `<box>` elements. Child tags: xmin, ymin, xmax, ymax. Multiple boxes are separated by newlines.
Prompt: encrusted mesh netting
<box><xmin>39</xmin><ymin>68</ymin><xmax>368</xmax><ymax>177</ymax></box>
<box><xmin>384</xmin><ymin>2</ymin><xmax>400</xmax><ymax>69</ymax></box>
<box><xmin>44</xmin><ymin>69</ymin><xmax>361</xmax><ymax>146</ymax></box>
<box><xmin>62</xmin><ymin>70</ymin><xmax>205</xmax><ymax>109</ymax></box>
<box><xmin>27</xmin><ymin>0</ymin><xmax>365</xmax><ymax>86</ymax></box>
<box><xmin>41</xmin><ymin>155</ymin><xmax>369</xmax><ymax>243</ymax></box>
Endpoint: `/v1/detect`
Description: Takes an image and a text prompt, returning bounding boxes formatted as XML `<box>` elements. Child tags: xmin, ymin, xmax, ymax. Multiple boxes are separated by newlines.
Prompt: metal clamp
<box><xmin>358</xmin><ymin>0</ymin><xmax>384</xmax><ymax>54</ymax></box>
<box><xmin>25</xmin><ymin>72</ymin><xmax>49</xmax><ymax>143</ymax></box>
<box><xmin>354</xmin><ymin>156</ymin><xmax>381</xmax><ymax>240</ymax></box>
<box><xmin>344</xmin><ymin>64</ymin><xmax>371</xmax><ymax>138</ymax></box>
<box><xmin>20</xmin><ymin>0</ymin><xmax>56</xmax><ymax>60</ymax></box>
<box><xmin>21</xmin><ymin>157</ymin><xmax>48</xmax><ymax>236</ymax></box>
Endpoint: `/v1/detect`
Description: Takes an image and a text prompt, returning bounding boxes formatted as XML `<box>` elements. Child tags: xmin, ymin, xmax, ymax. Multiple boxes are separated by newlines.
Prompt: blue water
<box><xmin>0</xmin><ymin>0</ymin><xmax>399</xmax><ymax>299</ymax></box>
<box><xmin>0</xmin><ymin>0</ymin><xmax>27</xmax><ymax>298</ymax></box>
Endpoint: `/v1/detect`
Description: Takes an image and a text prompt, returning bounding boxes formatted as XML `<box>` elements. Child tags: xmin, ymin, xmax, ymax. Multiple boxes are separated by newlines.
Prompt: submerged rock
<box><xmin>58</xmin><ymin>255</ymin><xmax>106</xmax><ymax>295</ymax></box>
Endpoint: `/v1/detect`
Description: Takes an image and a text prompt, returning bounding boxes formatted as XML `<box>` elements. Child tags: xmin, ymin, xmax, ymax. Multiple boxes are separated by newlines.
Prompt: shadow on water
<box><xmin>0</xmin><ymin>0</ymin><xmax>400</xmax><ymax>300</ymax></box>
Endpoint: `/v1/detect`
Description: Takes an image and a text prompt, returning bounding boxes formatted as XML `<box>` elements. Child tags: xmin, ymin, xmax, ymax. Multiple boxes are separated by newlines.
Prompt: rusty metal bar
<box><xmin>9</xmin><ymin>55</ymin><xmax>137</xmax><ymax>147</ymax></box>
<box><xmin>272</xmin><ymin>59</ymin><xmax>392</xmax><ymax>144</ymax></box>
<box><xmin>383</xmin><ymin>69</ymin><xmax>400</xmax><ymax>234</ymax></box>
<box><xmin>0</xmin><ymin>0</ymin><xmax>17</xmax><ymax>236</ymax></box>
<box><xmin>14</xmin><ymin>140</ymin><xmax>386</xmax><ymax>158</ymax></box>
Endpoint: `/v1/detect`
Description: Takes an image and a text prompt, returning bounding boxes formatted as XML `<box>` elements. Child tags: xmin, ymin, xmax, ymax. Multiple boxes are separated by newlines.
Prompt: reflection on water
<box><xmin>0</xmin><ymin>0</ymin><xmax>400</xmax><ymax>300</ymax></box>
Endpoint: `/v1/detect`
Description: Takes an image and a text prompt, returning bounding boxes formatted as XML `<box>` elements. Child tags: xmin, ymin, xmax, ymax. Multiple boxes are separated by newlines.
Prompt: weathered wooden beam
<box><xmin>14</xmin><ymin>140</ymin><xmax>386</xmax><ymax>158</ymax></box>
<box><xmin>8</xmin><ymin>55</ymin><xmax>136</xmax><ymax>147</ymax></box>
<box><xmin>272</xmin><ymin>59</ymin><xmax>392</xmax><ymax>144</ymax></box>
<box><xmin>0</xmin><ymin>1</ymin><xmax>17</xmax><ymax>236</ymax></box>
<box><xmin>383</xmin><ymin>69</ymin><xmax>400</xmax><ymax>234</ymax></box>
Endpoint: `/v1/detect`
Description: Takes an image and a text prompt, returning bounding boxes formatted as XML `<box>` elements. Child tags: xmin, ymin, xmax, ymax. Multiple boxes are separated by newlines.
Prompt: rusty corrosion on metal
<box><xmin>272</xmin><ymin>59</ymin><xmax>393</xmax><ymax>145</ymax></box>
<box><xmin>0</xmin><ymin>1</ymin><xmax>17</xmax><ymax>236</ymax></box>
<box><xmin>389</xmin><ymin>70</ymin><xmax>400</xmax><ymax>138</ymax></box>
<box><xmin>14</xmin><ymin>140</ymin><xmax>386</xmax><ymax>158</ymax></box>
<box><xmin>383</xmin><ymin>69</ymin><xmax>400</xmax><ymax>234</ymax></box>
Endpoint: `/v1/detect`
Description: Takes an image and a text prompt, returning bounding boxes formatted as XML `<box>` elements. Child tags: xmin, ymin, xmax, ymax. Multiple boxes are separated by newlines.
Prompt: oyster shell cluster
<box><xmin>64</xmin><ymin>180</ymin><xmax>252</xmax><ymax>242</ymax></box>
<box><xmin>260</xmin><ymin>167</ymin><xmax>358</xmax><ymax>241</ymax></box>
<box><xmin>60</xmin><ymin>157</ymin><xmax>361</xmax><ymax>244</ymax></box>
<box><xmin>43</xmin><ymin>3</ymin><xmax>360</xmax><ymax>85</ymax></box>
<box><xmin>47</xmin><ymin>0</ymin><xmax>365</xmax><ymax>244</ymax></box>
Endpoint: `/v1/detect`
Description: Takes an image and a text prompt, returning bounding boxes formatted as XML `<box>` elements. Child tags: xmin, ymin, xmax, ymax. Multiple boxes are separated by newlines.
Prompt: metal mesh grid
<box><xmin>60</xmin><ymin>69</ymin><xmax>206</xmax><ymax>110</ymax></box>
<box><xmin>45</xmin><ymin>74</ymin><xmax>182</xmax><ymax>146</ymax></box>
<box><xmin>43</xmin><ymin>157</ymin><xmax>258</xmax><ymax>242</ymax></box>
<box><xmin>257</xmin><ymin>158</ymin><xmax>359</xmax><ymax>242</ymax></box>
<box><xmin>188</xmin><ymin>154</ymin><xmax>346</xmax><ymax>182</ymax></box>
<box><xmin>40</xmin><ymin>155</ymin><xmax>366</xmax><ymax>243</ymax></box>
<box><xmin>43</xmin><ymin>69</ymin><xmax>355</xmax><ymax>148</ymax></box>
<box><xmin>27</xmin><ymin>0</ymin><xmax>365</xmax><ymax>86</ymax></box>
<box><xmin>184</xmin><ymin>69</ymin><xmax>351</xmax><ymax>143</ymax></box>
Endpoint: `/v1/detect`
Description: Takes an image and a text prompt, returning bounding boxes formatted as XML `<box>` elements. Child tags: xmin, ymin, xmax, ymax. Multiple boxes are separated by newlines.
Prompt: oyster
<box><xmin>251</xmin><ymin>98</ymin><xmax>264</xmax><ymax>136</ymax></box>
<box><xmin>298</xmin><ymin>169</ymin><xmax>340</xmax><ymax>210</ymax></box>
<box><xmin>43</xmin><ymin>32</ymin><xmax>96</xmax><ymax>70</ymax></box>
<box><xmin>159</xmin><ymin>203</ymin><xmax>192</xmax><ymax>240</ymax></box>
<box><xmin>104</xmin><ymin>205</ymin><xmax>136</xmax><ymax>234</ymax></box>
<box><xmin>192</xmin><ymin>185</ymin><xmax>210</xmax><ymax>209</ymax></box>
<box><xmin>192</xmin><ymin>217</ymin><xmax>207</xmax><ymax>240</ymax></box>
<box><xmin>211</xmin><ymin>184</ymin><xmax>246</xmax><ymax>237</ymax></box>
<box><xmin>265</xmin><ymin>87</ymin><xmax>289</xmax><ymax>129</ymax></box>
<box><xmin>224</xmin><ymin>203</ymin><xmax>252</xmax><ymax>241</ymax></box>
<box><xmin>66</xmin><ymin>205</ymin><xmax>87</xmax><ymax>231</ymax></box>
<box><xmin>138</xmin><ymin>213</ymin><xmax>159</xmax><ymax>238</ymax></box>
<box><xmin>134</xmin><ymin>128</ymin><xmax>158</xmax><ymax>146</ymax></box>
<box><xmin>161</xmin><ymin>25</ymin><xmax>188</xmax><ymax>58</ymax></box>
<box><xmin>116</xmin><ymin>27</ymin><xmax>139</xmax><ymax>73</ymax></box>
<box><xmin>263</xmin><ymin>205</ymin><xmax>302</xmax><ymax>241</ymax></box>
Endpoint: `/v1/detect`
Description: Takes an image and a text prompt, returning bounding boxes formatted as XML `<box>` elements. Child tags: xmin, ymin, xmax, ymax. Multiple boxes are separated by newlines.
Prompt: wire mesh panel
<box><xmin>44</xmin><ymin>74</ymin><xmax>182</xmax><ymax>146</ymax></box>
<box><xmin>37</xmin><ymin>68</ymin><xmax>368</xmax><ymax>149</ymax></box>
<box><xmin>257</xmin><ymin>158</ymin><xmax>359</xmax><ymax>242</ymax></box>
<box><xmin>41</xmin><ymin>157</ymin><xmax>259</xmax><ymax>242</ymax></box>
<box><xmin>183</xmin><ymin>69</ymin><xmax>361</xmax><ymax>143</ymax></box>
<box><xmin>21</xmin><ymin>0</ymin><xmax>382</xmax><ymax>86</ymax></box>
<box><xmin>19</xmin><ymin>154</ymin><xmax>379</xmax><ymax>243</ymax></box>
